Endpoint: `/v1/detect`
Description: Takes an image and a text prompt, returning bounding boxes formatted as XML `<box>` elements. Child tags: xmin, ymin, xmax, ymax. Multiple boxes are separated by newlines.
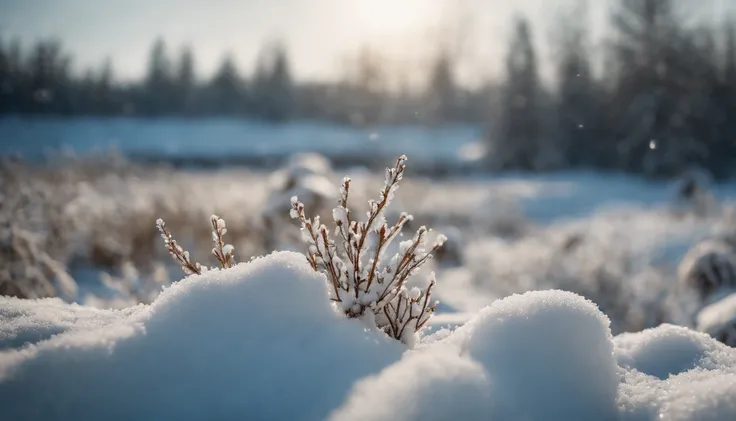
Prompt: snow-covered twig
<box><xmin>156</xmin><ymin>214</ymin><xmax>238</xmax><ymax>275</ymax></box>
<box><xmin>290</xmin><ymin>155</ymin><xmax>446</xmax><ymax>346</ymax></box>
<box><xmin>156</xmin><ymin>218</ymin><xmax>207</xmax><ymax>275</ymax></box>
<box><xmin>211</xmin><ymin>215</ymin><xmax>236</xmax><ymax>269</ymax></box>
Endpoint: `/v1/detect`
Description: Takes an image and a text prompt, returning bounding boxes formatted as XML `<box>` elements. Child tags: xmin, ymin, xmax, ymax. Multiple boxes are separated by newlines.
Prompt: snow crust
<box><xmin>2</xmin><ymin>253</ymin><xmax>736</xmax><ymax>421</ymax></box>
<box><xmin>0</xmin><ymin>297</ymin><xmax>133</xmax><ymax>350</ymax></box>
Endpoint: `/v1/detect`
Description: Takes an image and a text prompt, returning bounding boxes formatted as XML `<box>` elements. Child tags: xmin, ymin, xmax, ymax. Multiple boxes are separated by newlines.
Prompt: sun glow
<box><xmin>347</xmin><ymin>0</ymin><xmax>442</xmax><ymax>40</ymax></box>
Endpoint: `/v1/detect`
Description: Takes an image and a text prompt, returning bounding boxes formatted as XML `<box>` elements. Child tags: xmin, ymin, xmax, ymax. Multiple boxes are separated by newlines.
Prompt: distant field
<box><xmin>0</xmin><ymin>117</ymin><xmax>483</xmax><ymax>172</ymax></box>
<box><xmin>4</xmin><ymin>150</ymin><xmax>735</xmax><ymax>335</ymax></box>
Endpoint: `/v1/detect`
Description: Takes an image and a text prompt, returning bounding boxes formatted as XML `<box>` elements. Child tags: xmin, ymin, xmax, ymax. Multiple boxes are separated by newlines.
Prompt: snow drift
<box><xmin>1</xmin><ymin>252</ymin><xmax>736</xmax><ymax>421</ymax></box>
<box><xmin>332</xmin><ymin>292</ymin><xmax>736</xmax><ymax>421</ymax></box>
<box><xmin>331</xmin><ymin>290</ymin><xmax>620</xmax><ymax>421</ymax></box>
<box><xmin>0</xmin><ymin>252</ymin><xmax>402</xmax><ymax>421</ymax></box>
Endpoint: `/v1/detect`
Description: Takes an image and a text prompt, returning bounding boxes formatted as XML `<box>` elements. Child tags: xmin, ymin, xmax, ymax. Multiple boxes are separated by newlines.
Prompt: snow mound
<box><xmin>615</xmin><ymin>324</ymin><xmax>736</xmax><ymax>379</ymax></box>
<box><xmin>616</xmin><ymin>325</ymin><xmax>736</xmax><ymax>421</ymax></box>
<box><xmin>332</xmin><ymin>290</ymin><xmax>619</xmax><ymax>421</ymax></box>
<box><xmin>334</xmin><ymin>291</ymin><xmax>736</xmax><ymax>421</ymax></box>
<box><xmin>455</xmin><ymin>290</ymin><xmax>620</xmax><ymax>419</ymax></box>
<box><xmin>3</xmin><ymin>259</ymin><xmax>736</xmax><ymax>421</ymax></box>
<box><xmin>329</xmin><ymin>349</ymin><xmax>494</xmax><ymax>421</ymax></box>
<box><xmin>0</xmin><ymin>251</ymin><xmax>402</xmax><ymax>421</ymax></box>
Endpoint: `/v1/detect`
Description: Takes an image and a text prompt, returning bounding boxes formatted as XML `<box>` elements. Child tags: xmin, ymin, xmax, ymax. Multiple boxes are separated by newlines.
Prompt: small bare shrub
<box><xmin>290</xmin><ymin>155</ymin><xmax>446</xmax><ymax>346</ymax></box>
<box><xmin>156</xmin><ymin>215</ymin><xmax>236</xmax><ymax>275</ymax></box>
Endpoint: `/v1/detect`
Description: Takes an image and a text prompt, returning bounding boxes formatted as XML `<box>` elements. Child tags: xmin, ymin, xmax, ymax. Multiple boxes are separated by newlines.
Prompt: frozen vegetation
<box><xmin>3</xmin><ymin>152</ymin><xmax>736</xmax><ymax>418</ymax></box>
<box><xmin>4</xmin><ymin>152</ymin><xmax>736</xmax><ymax>329</ymax></box>
<box><xmin>1</xmin><ymin>252</ymin><xmax>735</xmax><ymax>420</ymax></box>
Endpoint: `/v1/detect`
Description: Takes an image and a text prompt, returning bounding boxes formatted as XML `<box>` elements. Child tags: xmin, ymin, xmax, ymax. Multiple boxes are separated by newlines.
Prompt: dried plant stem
<box><xmin>156</xmin><ymin>219</ymin><xmax>203</xmax><ymax>275</ymax></box>
<box><xmin>211</xmin><ymin>215</ymin><xmax>235</xmax><ymax>269</ymax></box>
<box><xmin>156</xmin><ymin>215</ymin><xmax>237</xmax><ymax>276</ymax></box>
<box><xmin>290</xmin><ymin>154</ymin><xmax>446</xmax><ymax>346</ymax></box>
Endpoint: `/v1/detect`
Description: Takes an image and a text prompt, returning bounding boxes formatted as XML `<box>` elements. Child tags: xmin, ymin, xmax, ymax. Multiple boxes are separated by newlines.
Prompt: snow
<box><xmin>618</xmin><ymin>368</ymin><xmax>736</xmax><ymax>421</ymax></box>
<box><xmin>7</xmin><ymin>136</ymin><xmax>736</xmax><ymax>419</ymax></box>
<box><xmin>2</xmin><ymin>255</ymin><xmax>736</xmax><ymax>420</ymax></box>
<box><xmin>454</xmin><ymin>290</ymin><xmax>620</xmax><ymax>420</ymax></box>
<box><xmin>330</xmin><ymin>349</ymin><xmax>494</xmax><ymax>421</ymax></box>
<box><xmin>697</xmin><ymin>293</ymin><xmax>736</xmax><ymax>345</ymax></box>
<box><xmin>0</xmin><ymin>117</ymin><xmax>481</xmax><ymax>170</ymax></box>
<box><xmin>332</xmin><ymin>290</ymin><xmax>619</xmax><ymax>421</ymax></box>
<box><xmin>0</xmin><ymin>297</ymin><xmax>132</xmax><ymax>351</ymax></box>
<box><xmin>455</xmin><ymin>206</ymin><xmax>717</xmax><ymax>334</ymax></box>
<box><xmin>606</xmin><ymin>325</ymin><xmax>736</xmax><ymax>421</ymax></box>
<box><xmin>614</xmin><ymin>324</ymin><xmax>736</xmax><ymax>379</ymax></box>
<box><xmin>0</xmin><ymin>251</ymin><xmax>403</xmax><ymax>421</ymax></box>
<box><xmin>333</xmin><ymin>290</ymin><xmax>736</xmax><ymax>421</ymax></box>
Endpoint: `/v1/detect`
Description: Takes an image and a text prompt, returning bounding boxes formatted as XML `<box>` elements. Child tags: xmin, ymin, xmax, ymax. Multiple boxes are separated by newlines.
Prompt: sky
<box><xmin>0</xmin><ymin>0</ymin><xmax>731</xmax><ymax>87</ymax></box>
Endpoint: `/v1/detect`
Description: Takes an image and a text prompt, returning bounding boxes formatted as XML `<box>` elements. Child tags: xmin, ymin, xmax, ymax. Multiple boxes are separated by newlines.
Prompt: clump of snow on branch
<box><xmin>290</xmin><ymin>155</ymin><xmax>446</xmax><ymax>346</ymax></box>
<box><xmin>155</xmin><ymin>214</ymin><xmax>236</xmax><ymax>276</ymax></box>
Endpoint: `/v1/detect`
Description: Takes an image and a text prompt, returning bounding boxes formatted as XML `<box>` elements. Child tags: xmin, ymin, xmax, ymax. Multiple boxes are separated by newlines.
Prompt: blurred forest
<box><xmin>1</xmin><ymin>0</ymin><xmax>736</xmax><ymax>178</ymax></box>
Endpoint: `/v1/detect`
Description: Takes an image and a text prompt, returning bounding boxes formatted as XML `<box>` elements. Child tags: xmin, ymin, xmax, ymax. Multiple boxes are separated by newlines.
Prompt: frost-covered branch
<box><xmin>156</xmin><ymin>214</ymin><xmax>237</xmax><ymax>276</ymax></box>
<box><xmin>211</xmin><ymin>215</ymin><xmax>236</xmax><ymax>269</ymax></box>
<box><xmin>290</xmin><ymin>155</ymin><xmax>446</xmax><ymax>346</ymax></box>
<box><xmin>156</xmin><ymin>218</ymin><xmax>207</xmax><ymax>275</ymax></box>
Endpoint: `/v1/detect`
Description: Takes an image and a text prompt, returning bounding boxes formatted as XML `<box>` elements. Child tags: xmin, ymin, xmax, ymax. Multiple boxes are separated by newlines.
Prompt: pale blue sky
<box><xmin>0</xmin><ymin>0</ymin><xmax>731</xmax><ymax>86</ymax></box>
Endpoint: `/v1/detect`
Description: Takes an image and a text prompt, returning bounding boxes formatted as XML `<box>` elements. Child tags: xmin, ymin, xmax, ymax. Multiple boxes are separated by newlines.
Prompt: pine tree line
<box><xmin>1</xmin><ymin>0</ymin><xmax>736</xmax><ymax>177</ymax></box>
<box><xmin>489</xmin><ymin>1</ymin><xmax>736</xmax><ymax>178</ymax></box>
<box><xmin>0</xmin><ymin>33</ymin><xmax>487</xmax><ymax>125</ymax></box>
<box><xmin>0</xmin><ymin>37</ymin><xmax>297</xmax><ymax>121</ymax></box>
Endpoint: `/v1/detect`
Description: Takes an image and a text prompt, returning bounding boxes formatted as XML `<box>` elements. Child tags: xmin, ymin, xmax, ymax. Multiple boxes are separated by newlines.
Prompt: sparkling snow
<box><xmin>2</xmin><ymin>254</ymin><xmax>736</xmax><ymax>420</ymax></box>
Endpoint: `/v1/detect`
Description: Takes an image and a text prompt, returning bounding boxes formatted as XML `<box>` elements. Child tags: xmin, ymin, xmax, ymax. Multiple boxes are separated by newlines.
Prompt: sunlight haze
<box><xmin>0</xmin><ymin>0</ymin><xmax>731</xmax><ymax>86</ymax></box>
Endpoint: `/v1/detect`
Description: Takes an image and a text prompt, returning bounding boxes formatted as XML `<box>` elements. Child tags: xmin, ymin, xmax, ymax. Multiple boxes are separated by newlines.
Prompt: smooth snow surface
<box><xmin>331</xmin><ymin>290</ymin><xmax>619</xmax><ymax>421</ymax></box>
<box><xmin>2</xmin><ymin>254</ymin><xmax>736</xmax><ymax>421</ymax></box>
<box><xmin>0</xmin><ymin>252</ymin><xmax>402</xmax><ymax>421</ymax></box>
<box><xmin>333</xmin><ymin>291</ymin><xmax>736</xmax><ymax>421</ymax></box>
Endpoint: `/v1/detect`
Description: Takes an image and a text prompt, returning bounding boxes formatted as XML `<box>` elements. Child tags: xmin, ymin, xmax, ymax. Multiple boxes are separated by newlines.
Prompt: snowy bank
<box><xmin>332</xmin><ymin>292</ymin><xmax>736</xmax><ymax>421</ymax></box>
<box><xmin>1</xmin><ymin>253</ymin><xmax>736</xmax><ymax>421</ymax></box>
<box><xmin>0</xmin><ymin>252</ymin><xmax>402</xmax><ymax>421</ymax></box>
<box><xmin>331</xmin><ymin>290</ymin><xmax>620</xmax><ymax>421</ymax></box>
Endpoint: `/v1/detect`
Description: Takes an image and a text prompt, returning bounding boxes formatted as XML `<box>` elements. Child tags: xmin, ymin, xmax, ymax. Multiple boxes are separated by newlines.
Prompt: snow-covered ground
<box><xmin>3</xmin><ymin>129</ymin><xmax>736</xmax><ymax>418</ymax></box>
<box><xmin>4</xmin><ymin>153</ymin><xmax>736</xmax><ymax>331</ymax></box>
<box><xmin>0</xmin><ymin>117</ymin><xmax>483</xmax><ymax>171</ymax></box>
<box><xmin>2</xmin><ymin>252</ymin><xmax>735</xmax><ymax>420</ymax></box>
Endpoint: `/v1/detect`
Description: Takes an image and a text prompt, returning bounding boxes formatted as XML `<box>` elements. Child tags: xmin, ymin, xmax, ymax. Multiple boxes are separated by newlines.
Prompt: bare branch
<box><xmin>289</xmin><ymin>155</ymin><xmax>445</xmax><ymax>346</ymax></box>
